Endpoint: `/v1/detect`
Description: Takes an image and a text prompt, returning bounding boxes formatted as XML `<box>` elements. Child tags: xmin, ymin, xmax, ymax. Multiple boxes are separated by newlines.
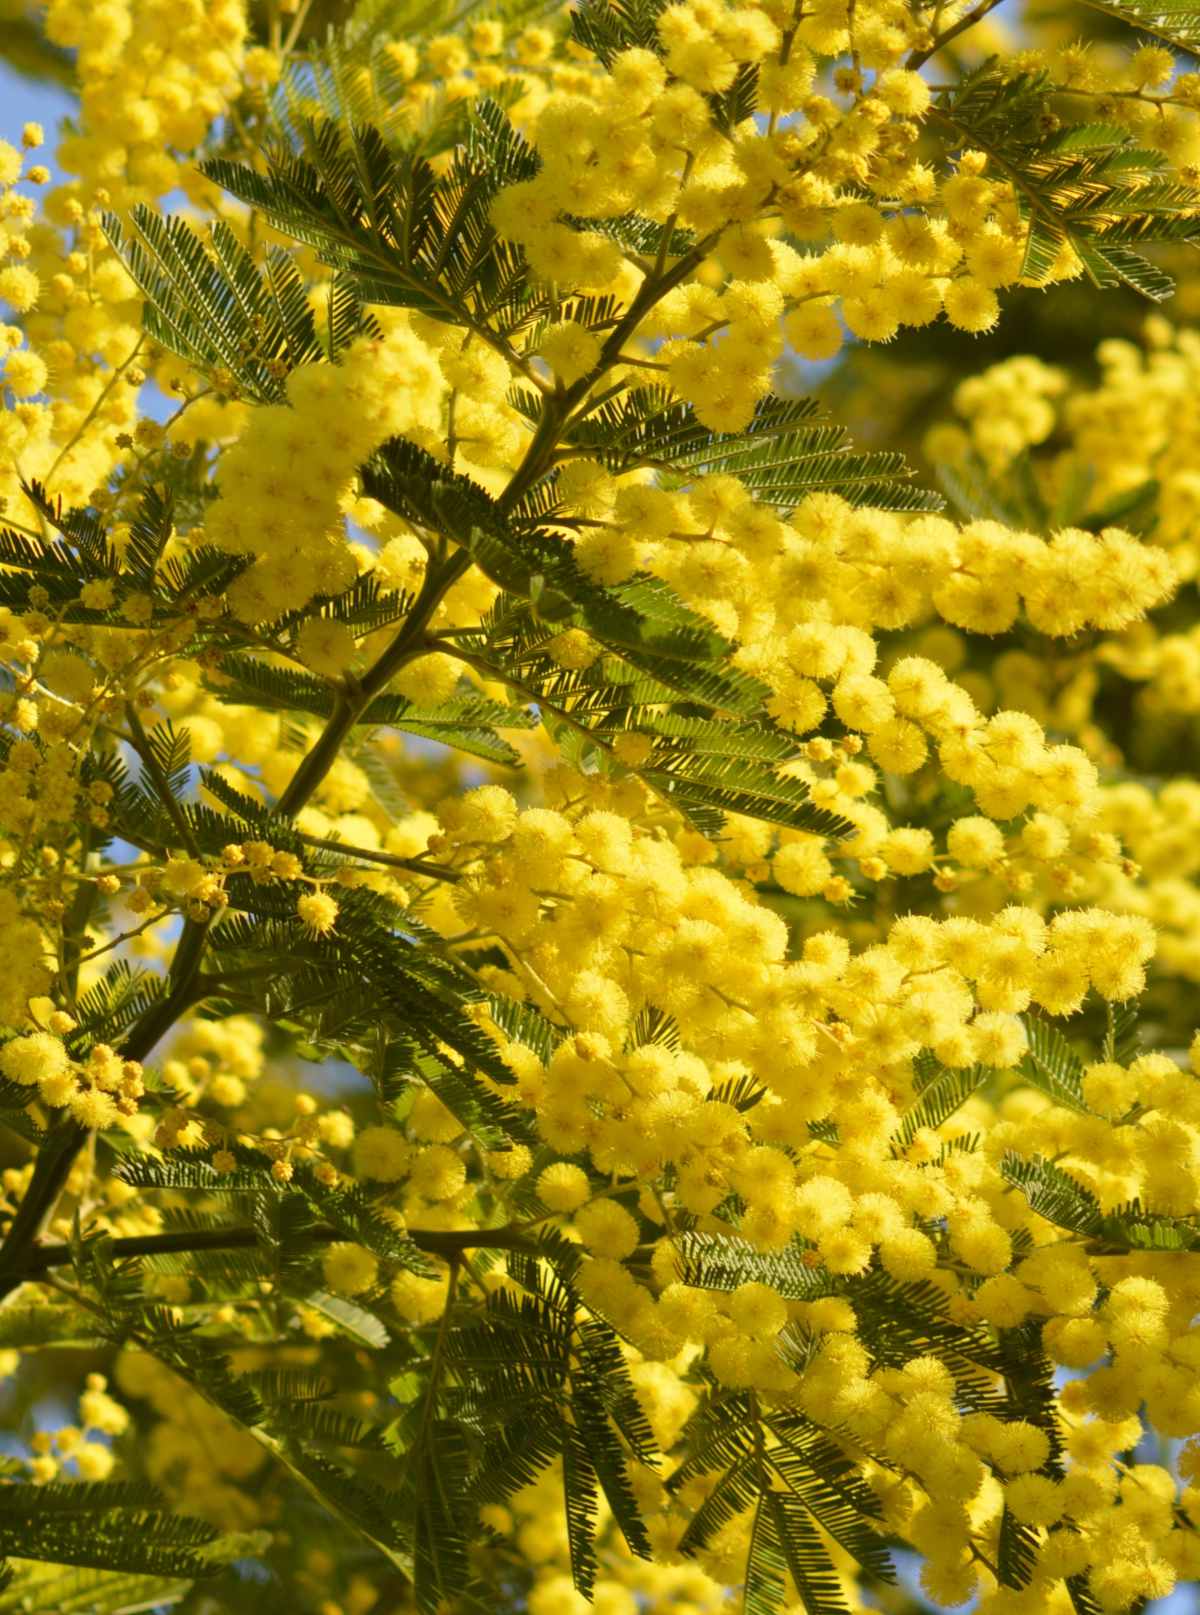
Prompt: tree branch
<box><xmin>293</xmin><ymin>830</ymin><xmax>461</xmax><ymax>884</ymax></box>
<box><xmin>17</xmin><ymin>1219</ymin><xmax>538</xmax><ymax>1275</ymax></box>
<box><xmin>906</xmin><ymin>0</ymin><xmax>1005</xmax><ymax>68</ymax></box>
<box><xmin>0</xmin><ymin>559</ymin><xmax>473</xmax><ymax>1297</ymax></box>
<box><xmin>0</xmin><ymin>221</ymin><xmax>721</xmax><ymax>1307</ymax></box>
<box><xmin>275</xmin><ymin>550</ymin><xmax>472</xmax><ymax>816</ymax></box>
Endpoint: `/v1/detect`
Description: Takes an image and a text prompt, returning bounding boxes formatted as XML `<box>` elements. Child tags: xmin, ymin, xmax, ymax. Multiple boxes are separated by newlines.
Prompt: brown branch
<box><xmin>906</xmin><ymin>0</ymin><xmax>1006</xmax><ymax>68</ymax></box>
<box><xmin>17</xmin><ymin>1219</ymin><xmax>538</xmax><ymax>1275</ymax></box>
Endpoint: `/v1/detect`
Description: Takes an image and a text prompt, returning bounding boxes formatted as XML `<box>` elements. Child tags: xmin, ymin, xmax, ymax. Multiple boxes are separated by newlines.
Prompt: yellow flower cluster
<box><xmin>114</xmin><ymin>1351</ymin><xmax>265</xmax><ymax>1527</ymax></box>
<box><xmin>0</xmin><ymin>1024</ymin><xmax>143</xmax><ymax>1128</ymax></box>
<box><xmin>18</xmin><ymin>1372</ymin><xmax>128</xmax><ymax>1485</ymax></box>
<box><xmin>206</xmin><ymin>316</ymin><xmax>445</xmax><ymax>619</ymax></box>
<box><xmin>44</xmin><ymin>0</ymin><xmax>246</xmax><ymax>207</ymax></box>
<box><xmin>561</xmin><ymin>474</ymin><xmax>1174</xmax><ymax>661</ymax></box>
<box><xmin>10</xmin><ymin>0</ymin><xmax>1200</xmax><ymax>1608</ymax></box>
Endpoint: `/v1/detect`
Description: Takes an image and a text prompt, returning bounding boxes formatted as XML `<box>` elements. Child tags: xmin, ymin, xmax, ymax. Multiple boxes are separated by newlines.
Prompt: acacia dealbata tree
<box><xmin>3</xmin><ymin>0</ymin><xmax>1200</xmax><ymax>1609</ymax></box>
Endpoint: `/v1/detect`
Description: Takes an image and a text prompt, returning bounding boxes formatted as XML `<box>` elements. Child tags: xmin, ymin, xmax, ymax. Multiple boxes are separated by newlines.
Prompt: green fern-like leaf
<box><xmin>302</xmin><ymin>1289</ymin><xmax>392</xmax><ymax>1348</ymax></box>
<box><xmin>105</xmin><ymin>211</ymin><xmax>374</xmax><ymax>400</ymax></box>
<box><xmin>563</xmin><ymin>387</ymin><xmax>940</xmax><ymax>512</ymax></box>
<box><xmin>822</xmin><ymin>1269</ymin><xmax>1005</xmax><ymax>1374</ymax></box>
<box><xmin>0</xmin><ymin>1563</ymin><xmax>193</xmax><ymax>1615</ymax></box>
<box><xmin>937</xmin><ymin>60</ymin><xmax>1200</xmax><ymax>302</ymax></box>
<box><xmin>201</xmin><ymin>104</ymin><xmax>541</xmax><ymax>349</ymax></box>
<box><xmin>70</xmin><ymin>962</ymin><xmax>169</xmax><ymax>1051</ymax></box>
<box><xmin>1074</xmin><ymin>0</ymin><xmax>1200</xmax><ymax>53</ymax></box>
<box><xmin>1103</xmin><ymin>1000</ymin><xmax>1140</xmax><ymax>1065</ymax></box>
<box><xmin>892</xmin><ymin>1056</ymin><xmax>992</xmax><ymax>1148</ymax></box>
<box><xmin>676</xmin><ymin>1232</ymin><xmax>831</xmax><ymax>1301</ymax></box>
<box><xmin>764</xmin><ymin>1415</ymin><xmax>891</xmax><ymax>1585</ymax></box>
<box><xmin>760</xmin><ymin>1490</ymin><xmax>854</xmax><ymax>1615</ymax></box>
<box><xmin>1000</xmin><ymin>1152</ymin><xmax>1104</xmax><ymax>1236</ymax></box>
<box><xmin>1019</xmin><ymin>1015</ymin><xmax>1091</xmax><ymax>1114</ymax></box>
<box><xmin>440</xmin><ymin>1249</ymin><xmax>655</xmax><ymax>1590</ymax></box>
<box><xmin>644</xmin><ymin>753</ymin><xmax>854</xmax><ymax>839</ymax></box>
<box><xmin>361</xmin><ymin>692</ymin><xmax>534</xmax><ymax>766</ymax></box>
<box><xmin>570</xmin><ymin>0</ymin><xmax>668</xmax><ymax>62</ymax></box>
<box><xmin>0</xmin><ymin>1484</ymin><xmax>219</xmax><ymax>1580</ymax></box>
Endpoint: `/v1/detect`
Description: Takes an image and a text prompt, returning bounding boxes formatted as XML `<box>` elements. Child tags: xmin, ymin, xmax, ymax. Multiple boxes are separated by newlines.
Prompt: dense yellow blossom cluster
<box><xmin>4</xmin><ymin>1371</ymin><xmax>129</xmax><ymax>1484</ymax></box>
<box><xmin>44</xmin><ymin>0</ymin><xmax>246</xmax><ymax>205</ymax></box>
<box><xmin>206</xmin><ymin>319</ymin><xmax>446</xmax><ymax>619</ymax></box>
<box><xmin>8</xmin><ymin>0</ymin><xmax>1200</xmax><ymax>1610</ymax></box>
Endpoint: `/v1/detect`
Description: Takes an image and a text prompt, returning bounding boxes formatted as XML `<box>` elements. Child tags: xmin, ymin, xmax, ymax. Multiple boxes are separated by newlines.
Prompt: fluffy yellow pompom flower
<box><xmin>725</xmin><ymin>1281</ymin><xmax>788</xmax><ymax>1338</ymax></box>
<box><xmin>4</xmin><ymin>349</ymin><xmax>47</xmax><ymax>397</ymax></box>
<box><xmin>75</xmin><ymin>1443</ymin><xmax>116</xmax><ymax>1481</ymax></box>
<box><xmin>773</xmin><ymin>838</ymin><xmax>833</xmax><ymax>896</ymax></box>
<box><xmin>79</xmin><ymin>1383</ymin><xmax>128</xmax><ymax>1436</ymax></box>
<box><xmin>574</xmin><ymin>1198</ymin><xmax>640</xmax><ymax>1259</ymax></box>
<box><xmin>0</xmin><ymin>267</ymin><xmax>39</xmax><ymax>314</ymax></box>
<box><xmin>969</xmin><ymin>1012</ymin><xmax>1027</xmax><ymax>1066</ymax></box>
<box><xmin>537</xmin><ymin>1161</ymin><xmax>592</xmax><ymax>1211</ymax></box>
<box><xmin>353</xmin><ymin>1125</ymin><xmax>412</xmax><ymax>1181</ymax></box>
<box><xmin>0</xmin><ymin>1032</ymin><xmax>69</xmax><ymax>1087</ymax></box>
<box><xmin>785</xmin><ymin>303</ymin><xmax>844</xmax><ymax>360</ymax></box>
<box><xmin>391</xmin><ymin>1268</ymin><xmax>450</xmax><ymax>1323</ymax></box>
<box><xmin>943</xmin><ymin>279</ymin><xmax>1000</xmax><ymax>332</ymax></box>
<box><xmin>539</xmin><ymin>321</ymin><xmax>603</xmax><ymax>385</ymax></box>
<box><xmin>408</xmin><ymin>1144</ymin><xmax>467</xmax><ymax>1201</ymax></box>
<box><xmin>443</xmin><ymin>785</ymin><xmax>518</xmax><ymax>844</ymax></box>
<box><xmin>295</xmin><ymin>618</ymin><xmax>357</xmax><ymax>678</ymax></box>
<box><xmin>297</xmin><ymin>892</ymin><xmax>339</xmax><ymax>935</ymax></box>
<box><xmin>38</xmin><ymin>650</ymin><xmax>94</xmax><ymax>703</ymax></box>
<box><xmin>946</xmin><ymin>815</ymin><xmax>1005</xmax><ymax>867</ymax></box>
<box><xmin>322</xmin><ymin>1243</ymin><xmax>379</xmax><ymax>1296</ymax></box>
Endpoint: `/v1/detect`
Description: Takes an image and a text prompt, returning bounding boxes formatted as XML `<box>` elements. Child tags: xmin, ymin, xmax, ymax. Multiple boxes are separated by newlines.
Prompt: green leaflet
<box><xmin>399</xmin><ymin>1048</ymin><xmax>536</xmax><ymax>1149</ymax></box>
<box><xmin>46</xmin><ymin>1240</ymin><xmax>415</xmax><ymax>1578</ymax></box>
<box><xmin>993</xmin><ymin>1325</ymin><xmax>1068</xmax><ymax>1589</ymax></box>
<box><xmin>1103</xmin><ymin>1000</ymin><xmax>1140</xmax><ymax>1065</ymax></box>
<box><xmin>1019</xmin><ymin>1014</ymin><xmax>1091</xmax><ymax>1114</ymax></box>
<box><xmin>201</xmin><ymin>102</ymin><xmax>541</xmax><ymax>344</ymax></box>
<box><xmin>442</xmin><ymin>1244</ymin><xmax>656</xmax><ymax>1600</ymax></box>
<box><xmin>818</xmin><ymin>1269</ymin><xmax>1005</xmax><ymax>1374</ymax></box>
<box><xmin>118</xmin><ymin>1143</ymin><xmax>433</xmax><ymax>1271</ymax></box>
<box><xmin>104</xmin><ymin>210</ymin><xmax>377</xmax><ymax>401</ymax></box>
<box><xmin>676</xmin><ymin>1230</ymin><xmax>833</xmax><ymax>1300</ymax></box>
<box><xmin>0</xmin><ymin>483</ymin><xmax>247</xmax><ymax>627</ymax></box>
<box><xmin>669</xmin><ymin>1391</ymin><xmax>881</xmax><ymax>1615</ymax></box>
<box><xmin>0</xmin><ymin>1564</ymin><xmax>193</xmax><ymax>1615</ymax></box>
<box><xmin>1075</xmin><ymin>0</ymin><xmax>1200</xmax><ymax>53</ymax></box>
<box><xmin>641</xmin><ymin>756</ymin><xmax>854</xmax><ymax>839</ymax></box>
<box><xmin>407</xmin><ymin>1408</ymin><xmax>473</xmax><ymax>1613</ymax></box>
<box><xmin>299</xmin><ymin>1290</ymin><xmax>392</xmax><ymax>1348</ymax></box>
<box><xmin>569</xmin><ymin>0</ymin><xmax>760</xmax><ymax>136</ymax></box>
<box><xmin>0</xmin><ymin>1484</ymin><xmax>219</xmax><ymax>1580</ymax></box>
<box><xmin>362</xmin><ymin>692</ymin><xmax>535</xmax><ymax>766</ymax></box>
<box><xmin>363</xmin><ymin>435</ymin><xmax>849</xmax><ymax>836</ymax></box>
<box><xmin>70</xmin><ymin>962</ymin><xmax>170</xmax><ymax>1052</ymax></box>
<box><xmin>1002</xmin><ymin>1152</ymin><xmax>1200</xmax><ymax>1251</ymax></box>
<box><xmin>569</xmin><ymin>0</ymin><xmax>668</xmax><ymax>63</ymax></box>
<box><xmin>558</xmin><ymin>387</ymin><xmax>941</xmax><ymax>513</ymax></box>
<box><xmin>937</xmin><ymin>59</ymin><xmax>1200</xmax><ymax>302</ymax></box>
<box><xmin>1001</xmin><ymin>1151</ymin><xmax>1106</xmax><ymax>1235</ymax></box>
<box><xmin>746</xmin><ymin>1491</ymin><xmax>853</xmax><ymax>1615</ymax></box>
<box><xmin>892</xmin><ymin>1052</ymin><xmax>993</xmax><ymax>1148</ymax></box>
<box><xmin>764</xmin><ymin>1417</ymin><xmax>892</xmax><ymax>1584</ymax></box>
<box><xmin>363</xmin><ymin>436</ymin><xmax>761</xmax><ymax>698</ymax></box>
<box><xmin>210</xmin><ymin>651</ymin><xmax>531</xmax><ymax>767</ymax></box>
<box><xmin>191</xmin><ymin>878</ymin><xmax>535</xmax><ymax>1105</ymax></box>
<box><xmin>0</xmin><ymin>1303</ymin><xmax>106</xmax><ymax>1350</ymax></box>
